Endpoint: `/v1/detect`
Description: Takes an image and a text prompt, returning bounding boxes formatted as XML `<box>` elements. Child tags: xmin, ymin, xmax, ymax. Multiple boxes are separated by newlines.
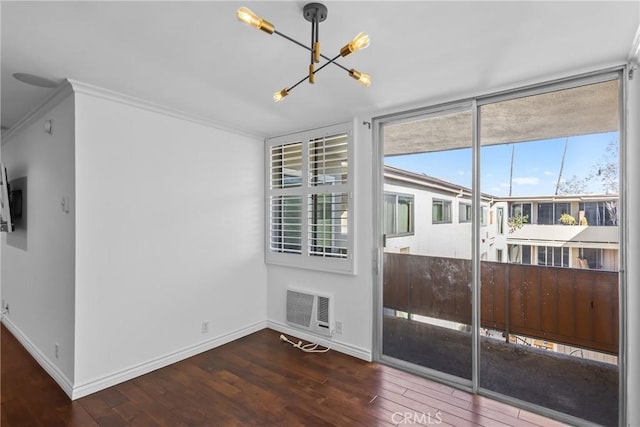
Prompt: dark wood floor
<box><xmin>1</xmin><ymin>324</ymin><xmax>569</xmax><ymax>426</ymax></box>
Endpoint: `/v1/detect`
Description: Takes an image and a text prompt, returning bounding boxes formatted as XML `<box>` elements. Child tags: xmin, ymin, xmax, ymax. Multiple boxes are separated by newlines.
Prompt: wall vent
<box><xmin>286</xmin><ymin>288</ymin><xmax>332</xmax><ymax>337</ymax></box>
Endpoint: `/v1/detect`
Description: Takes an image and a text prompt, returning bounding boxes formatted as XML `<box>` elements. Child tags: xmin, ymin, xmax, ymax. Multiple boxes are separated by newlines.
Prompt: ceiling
<box><xmin>2</xmin><ymin>1</ymin><xmax>639</xmax><ymax>139</ymax></box>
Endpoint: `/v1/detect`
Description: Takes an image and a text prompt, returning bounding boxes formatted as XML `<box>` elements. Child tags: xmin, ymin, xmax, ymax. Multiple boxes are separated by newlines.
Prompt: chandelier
<box><xmin>236</xmin><ymin>3</ymin><xmax>371</xmax><ymax>102</ymax></box>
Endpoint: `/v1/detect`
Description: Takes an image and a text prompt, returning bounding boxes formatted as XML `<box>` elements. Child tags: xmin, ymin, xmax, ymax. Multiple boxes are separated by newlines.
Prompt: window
<box><xmin>497</xmin><ymin>207</ymin><xmax>504</xmax><ymax>234</ymax></box>
<box><xmin>508</xmin><ymin>244</ymin><xmax>531</xmax><ymax>264</ymax></box>
<box><xmin>267</xmin><ymin>123</ymin><xmax>353</xmax><ymax>273</ymax></box>
<box><xmin>509</xmin><ymin>203</ymin><xmax>532</xmax><ymax>220</ymax></box>
<box><xmin>580</xmin><ymin>248</ymin><xmax>603</xmax><ymax>269</ymax></box>
<box><xmin>537</xmin><ymin>202</ymin><xmax>570</xmax><ymax>224</ymax></box>
<box><xmin>496</xmin><ymin>249</ymin><xmax>503</xmax><ymax>262</ymax></box>
<box><xmin>459</xmin><ymin>202</ymin><xmax>486</xmax><ymax>225</ymax></box>
<box><xmin>385</xmin><ymin>193</ymin><xmax>414</xmax><ymax>236</ymax></box>
<box><xmin>537</xmin><ymin>246</ymin><xmax>569</xmax><ymax>267</ymax></box>
<box><xmin>432</xmin><ymin>199</ymin><xmax>452</xmax><ymax>223</ymax></box>
<box><xmin>459</xmin><ymin>202</ymin><xmax>472</xmax><ymax>223</ymax></box>
<box><xmin>579</xmin><ymin>201</ymin><xmax>618</xmax><ymax>226</ymax></box>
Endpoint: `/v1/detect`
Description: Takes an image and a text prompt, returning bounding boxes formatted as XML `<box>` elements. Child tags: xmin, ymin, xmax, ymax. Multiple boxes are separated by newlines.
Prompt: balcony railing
<box><xmin>383</xmin><ymin>253</ymin><xmax>619</xmax><ymax>355</ymax></box>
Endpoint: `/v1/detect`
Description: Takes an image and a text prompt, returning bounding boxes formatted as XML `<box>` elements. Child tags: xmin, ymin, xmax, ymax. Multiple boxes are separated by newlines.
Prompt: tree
<box><xmin>507</xmin><ymin>214</ymin><xmax>528</xmax><ymax>233</ymax></box>
<box><xmin>557</xmin><ymin>139</ymin><xmax>619</xmax><ymax>225</ymax></box>
<box><xmin>557</xmin><ymin>139</ymin><xmax>618</xmax><ymax>195</ymax></box>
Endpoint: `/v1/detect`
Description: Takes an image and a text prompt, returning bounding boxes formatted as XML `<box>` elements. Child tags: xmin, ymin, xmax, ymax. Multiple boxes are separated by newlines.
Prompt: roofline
<box><xmin>383</xmin><ymin>165</ymin><xmax>619</xmax><ymax>202</ymax></box>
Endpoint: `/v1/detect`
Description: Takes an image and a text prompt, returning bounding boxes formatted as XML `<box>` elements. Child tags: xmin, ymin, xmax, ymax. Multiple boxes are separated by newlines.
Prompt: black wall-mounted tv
<box><xmin>1</xmin><ymin>163</ymin><xmax>16</xmax><ymax>233</ymax></box>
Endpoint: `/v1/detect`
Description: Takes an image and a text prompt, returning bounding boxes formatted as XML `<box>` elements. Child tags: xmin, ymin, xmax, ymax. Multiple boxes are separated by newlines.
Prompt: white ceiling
<box><xmin>1</xmin><ymin>1</ymin><xmax>639</xmax><ymax>138</ymax></box>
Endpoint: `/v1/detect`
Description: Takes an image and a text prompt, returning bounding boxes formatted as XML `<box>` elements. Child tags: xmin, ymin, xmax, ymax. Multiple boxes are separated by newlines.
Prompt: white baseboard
<box><xmin>1</xmin><ymin>316</ymin><xmax>75</xmax><ymax>398</ymax></box>
<box><xmin>267</xmin><ymin>320</ymin><xmax>372</xmax><ymax>362</ymax></box>
<box><xmin>2</xmin><ymin>317</ymin><xmax>371</xmax><ymax>400</ymax></box>
<box><xmin>71</xmin><ymin>320</ymin><xmax>267</xmax><ymax>399</ymax></box>
<box><xmin>2</xmin><ymin>316</ymin><xmax>267</xmax><ymax>400</ymax></box>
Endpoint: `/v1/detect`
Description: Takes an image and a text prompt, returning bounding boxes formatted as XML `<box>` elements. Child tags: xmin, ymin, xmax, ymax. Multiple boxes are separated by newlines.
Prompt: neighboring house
<box><xmin>501</xmin><ymin>195</ymin><xmax>619</xmax><ymax>271</ymax></box>
<box><xmin>383</xmin><ymin>165</ymin><xmax>619</xmax><ymax>271</ymax></box>
<box><xmin>383</xmin><ymin>166</ymin><xmax>494</xmax><ymax>260</ymax></box>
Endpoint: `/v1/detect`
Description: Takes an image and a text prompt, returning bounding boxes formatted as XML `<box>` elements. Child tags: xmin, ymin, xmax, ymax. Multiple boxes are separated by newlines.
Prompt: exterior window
<box><xmin>496</xmin><ymin>249</ymin><xmax>503</xmax><ymax>262</ymax></box>
<box><xmin>432</xmin><ymin>199</ymin><xmax>452</xmax><ymax>223</ymax></box>
<box><xmin>537</xmin><ymin>246</ymin><xmax>569</xmax><ymax>267</ymax></box>
<box><xmin>385</xmin><ymin>193</ymin><xmax>414</xmax><ymax>236</ymax></box>
<box><xmin>579</xmin><ymin>201</ymin><xmax>618</xmax><ymax>226</ymax></box>
<box><xmin>497</xmin><ymin>207</ymin><xmax>504</xmax><ymax>234</ymax></box>
<box><xmin>459</xmin><ymin>203</ymin><xmax>472</xmax><ymax>222</ymax></box>
<box><xmin>580</xmin><ymin>248</ymin><xmax>603</xmax><ymax>269</ymax></box>
<box><xmin>267</xmin><ymin>123</ymin><xmax>353</xmax><ymax>273</ymax></box>
<box><xmin>537</xmin><ymin>202</ymin><xmax>570</xmax><ymax>224</ymax></box>
<box><xmin>509</xmin><ymin>203</ymin><xmax>532</xmax><ymax>220</ymax></box>
<box><xmin>508</xmin><ymin>244</ymin><xmax>531</xmax><ymax>264</ymax></box>
<box><xmin>458</xmin><ymin>203</ymin><xmax>486</xmax><ymax>225</ymax></box>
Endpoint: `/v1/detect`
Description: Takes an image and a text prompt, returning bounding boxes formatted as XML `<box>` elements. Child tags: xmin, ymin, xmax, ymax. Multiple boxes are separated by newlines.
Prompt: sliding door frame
<box><xmin>372</xmin><ymin>100</ymin><xmax>475</xmax><ymax>391</ymax></box>
<box><xmin>372</xmin><ymin>65</ymin><xmax>628</xmax><ymax>427</ymax></box>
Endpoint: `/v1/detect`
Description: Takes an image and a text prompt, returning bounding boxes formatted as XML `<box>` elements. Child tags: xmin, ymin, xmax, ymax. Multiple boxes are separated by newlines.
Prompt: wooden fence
<box><xmin>383</xmin><ymin>253</ymin><xmax>619</xmax><ymax>355</ymax></box>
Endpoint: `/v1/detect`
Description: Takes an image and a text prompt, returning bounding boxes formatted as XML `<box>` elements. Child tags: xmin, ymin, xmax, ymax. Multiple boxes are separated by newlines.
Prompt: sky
<box><xmin>384</xmin><ymin>131</ymin><xmax>619</xmax><ymax>197</ymax></box>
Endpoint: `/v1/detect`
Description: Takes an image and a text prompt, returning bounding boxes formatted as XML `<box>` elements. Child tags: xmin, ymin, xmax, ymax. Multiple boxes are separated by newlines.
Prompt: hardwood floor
<box><xmin>1</xmin><ymin>324</ymin><xmax>569</xmax><ymax>426</ymax></box>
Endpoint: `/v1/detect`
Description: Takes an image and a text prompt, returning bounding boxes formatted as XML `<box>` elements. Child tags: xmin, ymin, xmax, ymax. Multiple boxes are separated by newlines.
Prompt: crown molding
<box><xmin>66</xmin><ymin>79</ymin><xmax>263</xmax><ymax>140</ymax></box>
<box><xmin>1</xmin><ymin>81</ymin><xmax>74</xmax><ymax>144</ymax></box>
<box><xmin>630</xmin><ymin>24</ymin><xmax>640</xmax><ymax>63</ymax></box>
<box><xmin>3</xmin><ymin>79</ymin><xmax>264</xmax><ymax>145</ymax></box>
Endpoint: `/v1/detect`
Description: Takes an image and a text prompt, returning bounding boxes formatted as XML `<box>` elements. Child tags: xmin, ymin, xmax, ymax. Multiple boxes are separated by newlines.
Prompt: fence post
<box><xmin>505</xmin><ymin>263</ymin><xmax>510</xmax><ymax>343</ymax></box>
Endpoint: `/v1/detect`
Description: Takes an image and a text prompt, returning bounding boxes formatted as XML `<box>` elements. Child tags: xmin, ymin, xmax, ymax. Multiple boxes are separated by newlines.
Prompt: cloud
<box><xmin>512</xmin><ymin>176</ymin><xmax>540</xmax><ymax>185</ymax></box>
<box><xmin>544</xmin><ymin>171</ymin><xmax>555</xmax><ymax>176</ymax></box>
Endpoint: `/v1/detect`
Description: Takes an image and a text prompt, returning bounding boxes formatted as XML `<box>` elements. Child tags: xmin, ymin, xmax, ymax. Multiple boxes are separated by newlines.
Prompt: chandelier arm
<box><xmin>287</xmin><ymin>74</ymin><xmax>312</xmax><ymax>94</ymax></box>
<box><xmin>282</xmin><ymin>51</ymin><xmax>347</xmax><ymax>97</ymax></box>
<box><xmin>273</xmin><ymin>30</ymin><xmax>350</xmax><ymax>73</ymax></box>
<box><xmin>274</xmin><ymin>30</ymin><xmax>310</xmax><ymax>51</ymax></box>
<box><xmin>314</xmin><ymin>53</ymin><xmax>342</xmax><ymax>74</ymax></box>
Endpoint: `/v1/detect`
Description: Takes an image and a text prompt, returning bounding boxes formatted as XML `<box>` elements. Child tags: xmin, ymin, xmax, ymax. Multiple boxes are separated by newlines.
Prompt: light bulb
<box><xmin>340</xmin><ymin>32</ymin><xmax>370</xmax><ymax>57</ymax></box>
<box><xmin>273</xmin><ymin>88</ymin><xmax>289</xmax><ymax>102</ymax></box>
<box><xmin>349</xmin><ymin>33</ymin><xmax>370</xmax><ymax>52</ymax></box>
<box><xmin>236</xmin><ymin>7</ymin><xmax>274</xmax><ymax>34</ymax></box>
<box><xmin>349</xmin><ymin>69</ymin><xmax>372</xmax><ymax>87</ymax></box>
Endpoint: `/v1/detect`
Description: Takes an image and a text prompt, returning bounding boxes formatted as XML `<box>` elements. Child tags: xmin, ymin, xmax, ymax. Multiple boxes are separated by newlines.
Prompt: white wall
<box><xmin>72</xmin><ymin>84</ymin><xmax>267</xmax><ymax>394</ymax></box>
<box><xmin>1</xmin><ymin>88</ymin><xmax>76</xmax><ymax>387</ymax></box>
<box><xmin>266</xmin><ymin>118</ymin><xmax>373</xmax><ymax>360</ymax></box>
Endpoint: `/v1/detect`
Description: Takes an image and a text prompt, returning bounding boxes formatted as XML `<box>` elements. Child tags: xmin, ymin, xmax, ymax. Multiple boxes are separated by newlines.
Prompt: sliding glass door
<box><xmin>380</xmin><ymin>104</ymin><xmax>474</xmax><ymax>383</ymax></box>
<box><xmin>478</xmin><ymin>76</ymin><xmax>621</xmax><ymax>426</ymax></box>
<box><xmin>376</xmin><ymin>71</ymin><xmax>623</xmax><ymax>426</ymax></box>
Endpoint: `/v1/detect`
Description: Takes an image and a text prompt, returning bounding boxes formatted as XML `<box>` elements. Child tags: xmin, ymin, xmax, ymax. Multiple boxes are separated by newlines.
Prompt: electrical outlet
<box><xmin>55</xmin><ymin>343</ymin><xmax>59</xmax><ymax>359</ymax></box>
<box><xmin>201</xmin><ymin>321</ymin><xmax>209</xmax><ymax>334</ymax></box>
<box><xmin>335</xmin><ymin>321</ymin><xmax>343</xmax><ymax>335</ymax></box>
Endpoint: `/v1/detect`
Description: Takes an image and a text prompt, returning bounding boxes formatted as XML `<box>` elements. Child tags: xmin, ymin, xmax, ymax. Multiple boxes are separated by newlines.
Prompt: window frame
<box><xmin>265</xmin><ymin>122</ymin><xmax>355</xmax><ymax>274</ymax></box>
<box><xmin>384</xmin><ymin>192</ymin><xmax>415</xmax><ymax>237</ymax></box>
<box><xmin>537</xmin><ymin>246</ymin><xmax>569</xmax><ymax>267</ymax></box>
<box><xmin>509</xmin><ymin>202</ymin><xmax>532</xmax><ymax>221</ymax></box>
<box><xmin>432</xmin><ymin>198</ymin><xmax>452</xmax><ymax>224</ymax></box>
<box><xmin>537</xmin><ymin>202</ymin><xmax>571</xmax><ymax>225</ymax></box>
<box><xmin>459</xmin><ymin>202</ymin><xmax>472</xmax><ymax>223</ymax></box>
